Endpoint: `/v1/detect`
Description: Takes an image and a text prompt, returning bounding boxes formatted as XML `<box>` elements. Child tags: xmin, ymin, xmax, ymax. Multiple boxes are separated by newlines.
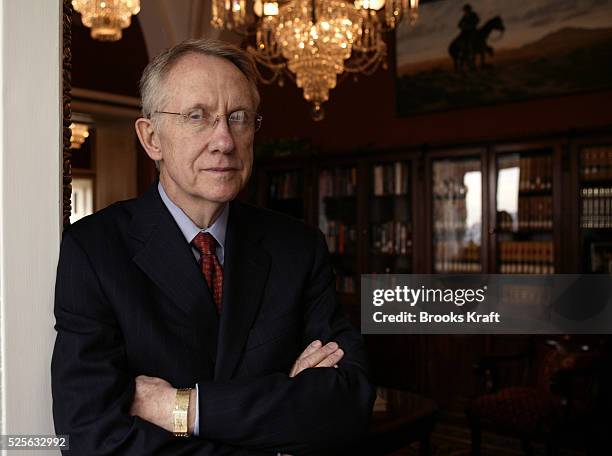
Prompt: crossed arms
<box><xmin>51</xmin><ymin>229</ymin><xmax>375</xmax><ymax>455</ymax></box>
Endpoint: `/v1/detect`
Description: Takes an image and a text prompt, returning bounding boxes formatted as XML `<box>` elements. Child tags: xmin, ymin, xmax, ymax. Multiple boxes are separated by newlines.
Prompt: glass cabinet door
<box><xmin>318</xmin><ymin>166</ymin><xmax>358</xmax><ymax>294</ymax></box>
<box><xmin>368</xmin><ymin>161</ymin><xmax>412</xmax><ymax>273</ymax></box>
<box><xmin>432</xmin><ymin>157</ymin><xmax>482</xmax><ymax>273</ymax></box>
<box><xmin>496</xmin><ymin>151</ymin><xmax>554</xmax><ymax>274</ymax></box>
<box><xmin>267</xmin><ymin>170</ymin><xmax>305</xmax><ymax>220</ymax></box>
<box><xmin>579</xmin><ymin>144</ymin><xmax>612</xmax><ymax>272</ymax></box>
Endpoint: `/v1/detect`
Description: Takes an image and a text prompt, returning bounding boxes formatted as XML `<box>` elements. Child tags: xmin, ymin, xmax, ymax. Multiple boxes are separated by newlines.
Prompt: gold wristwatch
<box><xmin>173</xmin><ymin>388</ymin><xmax>192</xmax><ymax>437</ymax></box>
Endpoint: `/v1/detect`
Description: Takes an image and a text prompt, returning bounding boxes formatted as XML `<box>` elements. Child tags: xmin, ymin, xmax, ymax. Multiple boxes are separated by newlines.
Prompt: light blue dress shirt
<box><xmin>158</xmin><ymin>181</ymin><xmax>229</xmax><ymax>437</ymax></box>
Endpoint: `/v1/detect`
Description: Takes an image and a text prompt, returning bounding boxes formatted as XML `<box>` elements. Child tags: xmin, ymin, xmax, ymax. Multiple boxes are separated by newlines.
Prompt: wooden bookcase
<box><xmin>424</xmin><ymin>147</ymin><xmax>488</xmax><ymax>274</ymax></box>
<box><xmin>569</xmin><ymin>134</ymin><xmax>612</xmax><ymax>273</ymax></box>
<box><xmin>366</xmin><ymin>158</ymin><xmax>414</xmax><ymax>275</ymax></box>
<box><xmin>245</xmin><ymin>155</ymin><xmax>315</xmax><ymax>222</ymax></box>
<box><xmin>487</xmin><ymin>140</ymin><xmax>563</xmax><ymax>275</ymax></box>
<box><xmin>251</xmin><ymin>130</ymin><xmax>612</xmax><ymax>300</ymax></box>
<box><xmin>251</xmin><ymin>130</ymin><xmax>612</xmax><ymax>399</ymax></box>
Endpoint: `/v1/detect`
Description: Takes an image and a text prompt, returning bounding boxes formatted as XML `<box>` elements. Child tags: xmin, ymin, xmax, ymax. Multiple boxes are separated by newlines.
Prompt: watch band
<box><xmin>173</xmin><ymin>388</ymin><xmax>192</xmax><ymax>437</ymax></box>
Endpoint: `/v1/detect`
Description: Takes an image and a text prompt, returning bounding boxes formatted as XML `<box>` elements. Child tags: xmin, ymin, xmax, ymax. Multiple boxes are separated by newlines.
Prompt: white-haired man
<box><xmin>52</xmin><ymin>38</ymin><xmax>375</xmax><ymax>455</ymax></box>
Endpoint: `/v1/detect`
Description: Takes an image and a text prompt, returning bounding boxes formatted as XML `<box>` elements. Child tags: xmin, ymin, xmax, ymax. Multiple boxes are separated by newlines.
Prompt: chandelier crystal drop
<box><xmin>211</xmin><ymin>0</ymin><xmax>419</xmax><ymax>120</ymax></box>
<box><xmin>72</xmin><ymin>0</ymin><xmax>141</xmax><ymax>42</ymax></box>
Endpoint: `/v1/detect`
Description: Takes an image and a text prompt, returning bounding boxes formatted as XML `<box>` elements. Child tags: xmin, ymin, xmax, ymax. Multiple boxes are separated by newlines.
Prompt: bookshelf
<box><xmin>576</xmin><ymin>141</ymin><xmax>612</xmax><ymax>272</ymax></box>
<box><xmin>318</xmin><ymin>165</ymin><xmax>359</xmax><ymax>295</ymax></box>
<box><xmin>247</xmin><ymin>155</ymin><xmax>314</xmax><ymax>223</ymax></box>
<box><xmin>494</xmin><ymin>148</ymin><xmax>556</xmax><ymax>274</ymax></box>
<box><xmin>267</xmin><ymin>170</ymin><xmax>305</xmax><ymax>220</ymax></box>
<box><xmin>368</xmin><ymin>161</ymin><xmax>413</xmax><ymax>274</ymax></box>
<box><xmin>251</xmin><ymin>132</ymin><xmax>612</xmax><ymax>396</ymax></box>
<box><xmin>428</xmin><ymin>153</ymin><xmax>484</xmax><ymax>273</ymax></box>
<box><xmin>251</xmin><ymin>130</ymin><xmax>612</xmax><ymax>284</ymax></box>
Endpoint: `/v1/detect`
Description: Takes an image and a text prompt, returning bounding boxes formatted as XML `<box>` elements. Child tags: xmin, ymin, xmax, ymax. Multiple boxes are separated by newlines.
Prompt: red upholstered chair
<box><xmin>466</xmin><ymin>337</ymin><xmax>606</xmax><ymax>456</ymax></box>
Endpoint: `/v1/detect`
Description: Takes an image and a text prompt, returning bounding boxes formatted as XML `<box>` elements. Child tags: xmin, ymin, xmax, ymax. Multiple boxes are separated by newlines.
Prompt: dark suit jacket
<box><xmin>51</xmin><ymin>180</ymin><xmax>375</xmax><ymax>455</ymax></box>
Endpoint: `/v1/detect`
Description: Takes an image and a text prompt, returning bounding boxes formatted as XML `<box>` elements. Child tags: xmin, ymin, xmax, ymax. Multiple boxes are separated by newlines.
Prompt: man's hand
<box><xmin>289</xmin><ymin>340</ymin><xmax>344</xmax><ymax>378</ymax></box>
<box><xmin>130</xmin><ymin>375</ymin><xmax>196</xmax><ymax>434</ymax></box>
<box><xmin>281</xmin><ymin>341</ymin><xmax>344</xmax><ymax>455</ymax></box>
<box><xmin>129</xmin><ymin>340</ymin><xmax>343</xmax><ymax>446</ymax></box>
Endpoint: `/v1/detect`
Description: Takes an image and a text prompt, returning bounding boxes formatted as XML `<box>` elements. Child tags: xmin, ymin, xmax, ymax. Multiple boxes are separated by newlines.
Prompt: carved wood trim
<box><xmin>62</xmin><ymin>0</ymin><xmax>73</xmax><ymax>228</ymax></box>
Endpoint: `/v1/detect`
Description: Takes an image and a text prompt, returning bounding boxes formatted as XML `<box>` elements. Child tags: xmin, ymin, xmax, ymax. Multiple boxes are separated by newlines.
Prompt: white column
<box><xmin>0</xmin><ymin>1</ymin><xmax>62</xmax><ymax>454</ymax></box>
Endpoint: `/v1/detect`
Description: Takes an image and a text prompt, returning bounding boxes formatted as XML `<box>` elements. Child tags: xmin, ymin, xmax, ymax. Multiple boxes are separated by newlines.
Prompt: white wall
<box><xmin>0</xmin><ymin>1</ymin><xmax>62</xmax><ymax>454</ymax></box>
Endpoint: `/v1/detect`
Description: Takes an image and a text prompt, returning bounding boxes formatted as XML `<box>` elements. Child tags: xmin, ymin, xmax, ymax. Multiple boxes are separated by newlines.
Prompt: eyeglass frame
<box><xmin>149</xmin><ymin>108</ymin><xmax>263</xmax><ymax>133</ymax></box>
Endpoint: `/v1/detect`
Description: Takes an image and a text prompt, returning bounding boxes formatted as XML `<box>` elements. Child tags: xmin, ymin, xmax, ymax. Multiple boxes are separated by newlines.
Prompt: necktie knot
<box><xmin>192</xmin><ymin>232</ymin><xmax>217</xmax><ymax>256</ymax></box>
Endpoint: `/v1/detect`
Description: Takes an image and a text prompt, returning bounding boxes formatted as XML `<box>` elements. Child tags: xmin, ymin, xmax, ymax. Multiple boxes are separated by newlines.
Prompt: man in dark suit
<box><xmin>51</xmin><ymin>39</ymin><xmax>375</xmax><ymax>455</ymax></box>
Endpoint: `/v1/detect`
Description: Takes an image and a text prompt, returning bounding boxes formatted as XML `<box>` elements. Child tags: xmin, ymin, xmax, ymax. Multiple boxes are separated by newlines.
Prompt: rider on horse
<box><xmin>458</xmin><ymin>4</ymin><xmax>480</xmax><ymax>62</ymax></box>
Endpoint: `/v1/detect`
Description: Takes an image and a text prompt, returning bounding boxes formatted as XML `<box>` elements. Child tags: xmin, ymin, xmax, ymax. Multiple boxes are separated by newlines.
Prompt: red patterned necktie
<box><xmin>191</xmin><ymin>232</ymin><xmax>223</xmax><ymax>315</ymax></box>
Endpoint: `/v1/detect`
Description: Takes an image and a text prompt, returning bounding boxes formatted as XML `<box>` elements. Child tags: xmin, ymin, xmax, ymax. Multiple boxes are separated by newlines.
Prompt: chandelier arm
<box><xmin>251</xmin><ymin>63</ymin><xmax>284</xmax><ymax>85</ymax></box>
<box><xmin>248</xmin><ymin>48</ymin><xmax>286</xmax><ymax>68</ymax></box>
<box><xmin>255</xmin><ymin>69</ymin><xmax>281</xmax><ymax>85</ymax></box>
<box><xmin>247</xmin><ymin>47</ymin><xmax>298</xmax><ymax>87</ymax></box>
<box><xmin>344</xmin><ymin>52</ymin><xmax>386</xmax><ymax>75</ymax></box>
<box><xmin>280</xmin><ymin>67</ymin><xmax>297</xmax><ymax>84</ymax></box>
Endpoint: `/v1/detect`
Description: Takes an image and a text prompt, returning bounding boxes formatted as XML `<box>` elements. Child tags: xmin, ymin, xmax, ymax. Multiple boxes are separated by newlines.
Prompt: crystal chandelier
<box><xmin>72</xmin><ymin>0</ymin><xmax>140</xmax><ymax>42</ymax></box>
<box><xmin>211</xmin><ymin>0</ymin><xmax>419</xmax><ymax>120</ymax></box>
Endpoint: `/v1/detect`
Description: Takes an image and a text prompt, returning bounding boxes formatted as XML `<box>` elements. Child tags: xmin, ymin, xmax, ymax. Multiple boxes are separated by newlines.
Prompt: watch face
<box><xmin>174</xmin><ymin>412</ymin><xmax>188</xmax><ymax>434</ymax></box>
<box><xmin>173</xmin><ymin>388</ymin><xmax>191</xmax><ymax>436</ymax></box>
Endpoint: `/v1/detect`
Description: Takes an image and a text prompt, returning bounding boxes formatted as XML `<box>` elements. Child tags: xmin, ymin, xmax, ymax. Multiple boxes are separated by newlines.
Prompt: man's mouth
<box><xmin>204</xmin><ymin>167</ymin><xmax>239</xmax><ymax>172</ymax></box>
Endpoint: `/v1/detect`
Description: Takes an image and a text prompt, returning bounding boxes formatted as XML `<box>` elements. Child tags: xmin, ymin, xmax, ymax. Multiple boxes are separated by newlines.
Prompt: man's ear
<box><xmin>135</xmin><ymin>117</ymin><xmax>162</xmax><ymax>161</ymax></box>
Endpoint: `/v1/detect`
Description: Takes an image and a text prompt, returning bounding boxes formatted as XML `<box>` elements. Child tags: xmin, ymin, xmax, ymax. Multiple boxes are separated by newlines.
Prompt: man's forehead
<box><xmin>163</xmin><ymin>53</ymin><xmax>255</xmax><ymax>106</ymax></box>
<box><xmin>167</xmin><ymin>53</ymin><xmax>246</xmax><ymax>85</ymax></box>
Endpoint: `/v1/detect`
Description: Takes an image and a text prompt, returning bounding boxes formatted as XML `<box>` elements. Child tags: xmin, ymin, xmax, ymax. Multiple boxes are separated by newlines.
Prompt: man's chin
<box><xmin>199</xmin><ymin>189</ymin><xmax>239</xmax><ymax>204</ymax></box>
<box><xmin>191</xmin><ymin>178</ymin><xmax>241</xmax><ymax>202</ymax></box>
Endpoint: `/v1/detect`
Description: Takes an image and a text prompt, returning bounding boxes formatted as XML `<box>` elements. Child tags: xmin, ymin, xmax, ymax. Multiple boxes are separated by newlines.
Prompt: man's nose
<box><xmin>208</xmin><ymin>116</ymin><xmax>235</xmax><ymax>154</ymax></box>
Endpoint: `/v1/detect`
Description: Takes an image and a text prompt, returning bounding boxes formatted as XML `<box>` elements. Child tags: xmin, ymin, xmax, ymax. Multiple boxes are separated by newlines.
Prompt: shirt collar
<box><xmin>157</xmin><ymin>181</ymin><xmax>229</xmax><ymax>249</ymax></box>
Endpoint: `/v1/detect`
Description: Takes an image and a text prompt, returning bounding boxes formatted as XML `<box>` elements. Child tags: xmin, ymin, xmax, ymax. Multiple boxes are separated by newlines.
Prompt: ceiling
<box><xmin>138</xmin><ymin>0</ymin><xmax>241</xmax><ymax>59</ymax></box>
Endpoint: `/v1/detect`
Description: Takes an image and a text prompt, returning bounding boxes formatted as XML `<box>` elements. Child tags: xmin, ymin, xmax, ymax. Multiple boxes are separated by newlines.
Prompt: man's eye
<box><xmin>187</xmin><ymin>110</ymin><xmax>205</xmax><ymax>121</ymax></box>
<box><xmin>229</xmin><ymin>110</ymin><xmax>248</xmax><ymax>122</ymax></box>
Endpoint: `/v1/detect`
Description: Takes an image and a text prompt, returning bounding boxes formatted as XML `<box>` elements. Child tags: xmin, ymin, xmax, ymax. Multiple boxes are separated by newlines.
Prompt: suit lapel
<box><xmin>128</xmin><ymin>182</ymin><xmax>219</xmax><ymax>365</ymax></box>
<box><xmin>214</xmin><ymin>200</ymin><xmax>271</xmax><ymax>381</ymax></box>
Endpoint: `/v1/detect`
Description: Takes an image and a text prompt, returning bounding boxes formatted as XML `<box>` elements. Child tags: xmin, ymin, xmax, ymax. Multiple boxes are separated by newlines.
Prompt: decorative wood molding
<box><xmin>71</xmin><ymin>88</ymin><xmax>141</xmax><ymax>120</ymax></box>
<box><xmin>72</xmin><ymin>87</ymin><xmax>141</xmax><ymax>108</ymax></box>
<box><xmin>63</xmin><ymin>0</ymin><xmax>73</xmax><ymax>228</ymax></box>
<box><xmin>72</xmin><ymin>100</ymin><xmax>142</xmax><ymax>120</ymax></box>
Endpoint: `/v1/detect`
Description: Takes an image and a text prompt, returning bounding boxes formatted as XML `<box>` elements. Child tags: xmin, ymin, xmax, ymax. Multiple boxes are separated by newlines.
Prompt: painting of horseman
<box><xmin>396</xmin><ymin>0</ymin><xmax>612</xmax><ymax>115</ymax></box>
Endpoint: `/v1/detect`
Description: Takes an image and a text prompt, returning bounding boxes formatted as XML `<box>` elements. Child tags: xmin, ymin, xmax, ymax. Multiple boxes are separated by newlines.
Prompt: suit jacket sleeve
<box><xmin>196</xmin><ymin>229</ymin><xmax>376</xmax><ymax>455</ymax></box>
<box><xmin>51</xmin><ymin>230</ymin><xmax>276</xmax><ymax>456</ymax></box>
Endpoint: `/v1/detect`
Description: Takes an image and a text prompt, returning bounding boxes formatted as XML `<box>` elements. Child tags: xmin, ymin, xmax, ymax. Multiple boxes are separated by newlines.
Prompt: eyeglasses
<box><xmin>151</xmin><ymin>108</ymin><xmax>263</xmax><ymax>133</ymax></box>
